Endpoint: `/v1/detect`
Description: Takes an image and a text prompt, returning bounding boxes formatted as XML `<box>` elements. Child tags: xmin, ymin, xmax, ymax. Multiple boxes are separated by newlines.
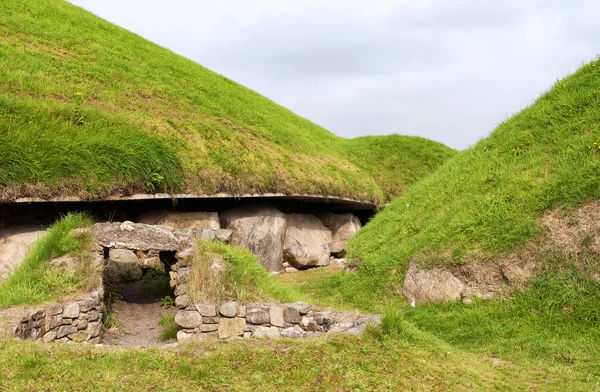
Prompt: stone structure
<box><xmin>283</xmin><ymin>214</ymin><xmax>332</xmax><ymax>269</ymax></box>
<box><xmin>319</xmin><ymin>212</ymin><xmax>361</xmax><ymax>257</ymax></box>
<box><xmin>14</xmin><ymin>288</ymin><xmax>105</xmax><ymax>344</ymax></box>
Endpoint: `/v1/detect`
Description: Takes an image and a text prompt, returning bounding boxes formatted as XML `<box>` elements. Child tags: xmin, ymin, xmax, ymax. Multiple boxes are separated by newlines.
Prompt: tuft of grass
<box><xmin>188</xmin><ymin>241</ymin><xmax>303</xmax><ymax>304</ymax></box>
<box><xmin>0</xmin><ymin>213</ymin><xmax>96</xmax><ymax>307</ymax></box>
<box><xmin>158</xmin><ymin>314</ymin><xmax>177</xmax><ymax>341</ymax></box>
<box><xmin>0</xmin><ymin>0</ymin><xmax>454</xmax><ymax>203</ymax></box>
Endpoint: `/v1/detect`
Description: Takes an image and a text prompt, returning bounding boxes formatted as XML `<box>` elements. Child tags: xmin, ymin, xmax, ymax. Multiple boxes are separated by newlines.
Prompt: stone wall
<box><xmin>14</xmin><ymin>288</ymin><xmax>105</xmax><ymax>344</ymax></box>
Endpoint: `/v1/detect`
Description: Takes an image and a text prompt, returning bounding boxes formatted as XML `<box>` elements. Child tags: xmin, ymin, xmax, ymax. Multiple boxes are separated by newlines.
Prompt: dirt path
<box><xmin>102</xmin><ymin>278</ymin><xmax>176</xmax><ymax>347</ymax></box>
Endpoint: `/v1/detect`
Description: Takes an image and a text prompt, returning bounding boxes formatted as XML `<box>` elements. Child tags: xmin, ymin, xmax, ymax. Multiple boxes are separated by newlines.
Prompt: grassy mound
<box><xmin>333</xmin><ymin>58</ymin><xmax>600</xmax><ymax>306</ymax></box>
<box><xmin>0</xmin><ymin>213</ymin><xmax>97</xmax><ymax>307</ymax></box>
<box><xmin>0</xmin><ymin>0</ymin><xmax>454</xmax><ymax>203</ymax></box>
<box><xmin>188</xmin><ymin>241</ymin><xmax>302</xmax><ymax>304</ymax></box>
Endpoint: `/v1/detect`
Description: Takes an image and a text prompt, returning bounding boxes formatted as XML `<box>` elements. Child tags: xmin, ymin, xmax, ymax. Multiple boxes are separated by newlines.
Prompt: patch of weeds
<box><xmin>158</xmin><ymin>314</ymin><xmax>178</xmax><ymax>341</ymax></box>
<box><xmin>159</xmin><ymin>295</ymin><xmax>175</xmax><ymax>309</ymax></box>
<box><xmin>580</xmin><ymin>232</ymin><xmax>594</xmax><ymax>249</ymax></box>
<box><xmin>103</xmin><ymin>311</ymin><xmax>119</xmax><ymax>329</ymax></box>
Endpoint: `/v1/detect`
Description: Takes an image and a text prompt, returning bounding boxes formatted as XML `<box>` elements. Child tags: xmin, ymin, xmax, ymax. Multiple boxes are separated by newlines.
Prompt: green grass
<box><xmin>328</xmin><ymin>57</ymin><xmax>600</xmax><ymax>307</ymax></box>
<box><xmin>158</xmin><ymin>314</ymin><xmax>178</xmax><ymax>341</ymax></box>
<box><xmin>0</xmin><ymin>0</ymin><xmax>454</xmax><ymax>203</ymax></box>
<box><xmin>0</xmin><ymin>212</ymin><xmax>95</xmax><ymax>307</ymax></box>
<box><xmin>189</xmin><ymin>241</ymin><xmax>305</xmax><ymax>304</ymax></box>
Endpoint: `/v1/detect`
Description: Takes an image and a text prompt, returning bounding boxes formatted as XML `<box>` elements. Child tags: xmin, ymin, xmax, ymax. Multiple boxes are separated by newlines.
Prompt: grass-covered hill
<box><xmin>341</xmin><ymin>58</ymin><xmax>600</xmax><ymax>305</ymax></box>
<box><xmin>0</xmin><ymin>0</ymin><xmax>455</xmax><ymax>204</ymax></box>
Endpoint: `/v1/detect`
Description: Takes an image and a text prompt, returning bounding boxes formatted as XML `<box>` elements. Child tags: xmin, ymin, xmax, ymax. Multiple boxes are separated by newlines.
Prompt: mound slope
<box><xmin>346</xmin><ymin>59</ymin><xmax>600</xmax><ymax>303</ymax></box>
<box><xmin>0</xmin><ymin>0</ymin><xmax>454</xmax><ymax>204</ymax></box>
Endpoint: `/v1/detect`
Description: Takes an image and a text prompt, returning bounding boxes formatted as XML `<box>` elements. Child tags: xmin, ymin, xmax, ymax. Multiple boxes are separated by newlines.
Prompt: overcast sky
<box><xmin>69</xmin><ymin>0</ymin><xmax>598</xmax><ymax>150</ymax></box>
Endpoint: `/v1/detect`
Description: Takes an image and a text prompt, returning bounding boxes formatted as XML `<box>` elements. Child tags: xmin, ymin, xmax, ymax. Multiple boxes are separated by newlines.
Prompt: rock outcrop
<box><xmin>137</xmin><ymin>211</ymin><xmax>220</xmax><ymax>231</ymax></box>
<box><xmin>402</xmin><ymin>262</ymin><xmax>465</xmax><ymax>305</ymax></box>
<box><xmin>283</xmin><ymin>214</ymin><xmax>331</xmax><ymax>269</ymax></box>
<box><xmin>319</xmin><ymin>212</ymin><xmax>361</xmax><ymax>257</ymax></box>
<box><xmin>220</xmin><ymin>205</ymin><xmax>286</xmax><ymax>272</ymax></box>
<box><xmin>0</xmin><ymin>225</ymin><xmax>46</xmax><ymax>283</ymax></box>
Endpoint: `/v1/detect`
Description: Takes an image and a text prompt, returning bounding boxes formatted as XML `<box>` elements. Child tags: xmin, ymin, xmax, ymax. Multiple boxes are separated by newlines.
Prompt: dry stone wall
<box><xmin>14</xmin><ymin>288</ymin><xmax>105</xmax><ymax>344</ymax></box>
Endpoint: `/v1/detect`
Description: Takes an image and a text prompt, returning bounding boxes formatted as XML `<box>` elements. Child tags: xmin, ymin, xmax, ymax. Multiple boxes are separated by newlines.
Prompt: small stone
<box><xmin>219</xmin><ymin>301</ymin><xmax>238</xmax><ymax>318</ymax></box>
<box><xmin>284</xmin><ymin>306</ymin><xmax>301</xmax><ymax>324</ymax></box>
<box><xmin>246</xmin><ymin>306</ymin><xmax>270</xmax><ymax>325</ymax></box>
<box><xmin>177</xmin><ymin>330</ymin><xmax>195</xmax><ymax>342</ymax></box>
<box><xmin>177</xmin><ymin>267</ymin><xmax>189</xmax><ymax>283</ymax></box>
<box><xmin>69</xmin><ymin>331</ymin><xmax>87</xmax><ymax>342</ymax></box>
<box><xmin>86</xmin><ymin>337</ymin><xmax>102</xmax><ymax>345</ymax></box>
<box><xmin>328</xmin><ymin>322</ymin><xmax>355</xmax><ymax>333</ymax></box>
<box><xmin>169</xmin><ymin>271</ymin><xmax>178</xmax><ymax>281</ymax></box>
<box><xmin>214</xmin><ymin>229</ymin><xmax>233</xmax><ymax>243</ymax></box>
<box><xmin>199</xmin><ymin>324</ymin><xmax>218</xmax><ymax>332</ymax></box>
<box><xmin>120</xmin><ymin>221</ymin><xmax>135</xmax><ymax>231</ymax></box>
<box><xmin>73</xmin><ymin>319</ymin><xmax>88</xmax><ymax>330</ymax></box>
<box><xmin>174</xmin><ymin>285</ymin><xmax>187</xmax><ymax>296</ymax></box>
<box><xmin>287</xmin><ymin>302</ymin><xmax>311</xmax><ymax>315</ymax></box>
<box><xmin>195</xmin><ymin>304</ymin><xmax>216</xmax><ymax>317</ymax></box>
<box><xmin>170</xmin><ymin>279</ymin><xmax>178</xmax><ymax>288</ymax></box>
<box><xmin>32</xmin><ymin>310</ymin><xmax>46</xmax><ymax>321</ymax></box>
<box><xmin>86</xmin><ymin>322</ymin><xmax>102</xmax><ymax>338</ymax></box>
<box><xmin>285</xmin><ymin>267</ymin><xmax>299</xmax><ymax>273</ymax></box>
<box><xmin>174</xmin><ymin>310</ymin><xmax>202</xmax><ymax>329</ymax></box>
<box><xmin>315</xmin><ymin>312</ymin><xmax>334</xmax><ymax>328</ymax></box>
<box><xmin>202</xmin><ymin>316</ymin><xmax>219</xmax><ymax>324</ymax></box>
<box><xmin>175</xmin><ymin>295</ymin><xmax>191</xmax><ymax>309</ymax></box>
<box><xmin>217</xmin><ymin>318</ymin><xmax>245</xmax><ymax>339</ymax></box>
<box><xmin>237</xmin><ymin>305</ymin><xmax>246</xmax><ymax>318</ymax></box>
<box><xmin>55</xmin><ymin>337</ymin><xmax>69</xmax><ymax>343</ymax></box>
<box><xmin>281</xmin><ymin>326</ymin><xmax>305</xmax><ymax>338</ymax></box>
<box><xmin>42</xmin><ymin>331</ymin><xmax>57</xmax><ymax>343</ymax></box>
<box><xmin>269</xmin><ymin>306</ymin><xmax>285</xmax><ymax>327</ymax></box>
<box><xmin>142</xmin><ymin>257</ymin><xmax>161</xmax><ymax>269</ymax></box>
<box><xmin>56</xmin><ymin>325</ymin><xmax>78</xmax><ymax>339</ymax></box>
<box><xmin>243</xmin><ymin>332</ymin><xmax>252</xmax><ymax>338</ymax></box>
<box><xmin>78</xmin><ymin>298</ymin><xmax>96</xmax><ymax>313</ymax></box>
<box><xmin>63</xmin><ymin>303</ymin><xmax>80</xmax><ymax>319</ymax></box>
<box><xmin>244</xmin><ymin>324</ymin><xmax>260</xmax><ymax>333</ymax></box>
<box><xmin>283</xmin><ymin>262</ymin><xmax>290</xmax><ymax>268</ymax></box>
<box><xmin>253</xmin><ymin>326</ymin><xmax>281</xmax><ymax>339</ymax></box>
<box><xmin>44</xmin><ymin>314</ymin><xmax>63</xmax><ymax>330</ymax></box>
<box><xmin>300</xmin><ymin>316</ymin><xmax>318</xmax><ymax>332</ymax></box>
<box><xmin>176</xmin><ymin>248</ymin><xmax>193</xmax><ymax>266</ymax></box>
<box><xmin>200</xmin><ymin>229</ymin><xmax>216</xmax><ymax>242</ymax></box>
<box><xmin>46</xmin><ymin>303</ymin><xmax>62</xmax><ymax>316</ymax></box>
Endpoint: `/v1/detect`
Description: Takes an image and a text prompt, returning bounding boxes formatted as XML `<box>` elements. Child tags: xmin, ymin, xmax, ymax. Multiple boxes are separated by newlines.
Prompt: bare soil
<box><xmin>102</xmin><ymin>277</ymin><xmax>176</xmax><ymax>347</ymax></box>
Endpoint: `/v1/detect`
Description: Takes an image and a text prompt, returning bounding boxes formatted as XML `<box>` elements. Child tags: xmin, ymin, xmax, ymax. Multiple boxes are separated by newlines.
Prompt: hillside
<box><xmin>341</xmin><ymin>58</ymin><xmax>600</xmax><ymax>305</ymax></box>
<box><xmin>0</xmin><ymin>0</ymin><xmax>454</xmax><ymax>204</ymax></box>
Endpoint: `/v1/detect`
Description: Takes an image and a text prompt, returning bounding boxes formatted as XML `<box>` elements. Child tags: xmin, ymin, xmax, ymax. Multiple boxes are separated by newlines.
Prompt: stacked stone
<box><xmin>14</xmin><ymin>288</ymin><xmax>105</xmax><ymax>344</ymax></box>
<box><xmin>172</xmin><ymin>299</ymin><xmax>381</xmax><ymax>342</ymax></box>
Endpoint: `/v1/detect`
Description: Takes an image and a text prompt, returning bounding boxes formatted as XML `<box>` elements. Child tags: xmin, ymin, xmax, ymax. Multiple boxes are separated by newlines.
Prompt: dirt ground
<box><xmin>102</xmin><ymin>277</ymin><xmax>177</xmax><ymax>347</ymax></box>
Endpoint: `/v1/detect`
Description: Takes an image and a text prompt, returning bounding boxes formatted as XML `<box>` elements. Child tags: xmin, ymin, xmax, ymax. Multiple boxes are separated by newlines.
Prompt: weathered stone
<box><xmin>281</xmin><ymin>326</ymin><xmax>305</xmax><ymax>338</ymax></box>
<box><xmin>200</xmin><ymin>229</ymin><xmax>216</xmax><ymax>242</ymax></box>
<box><xmin>402</xmin><ymin>262</ymin><xmax>465</xmax><ymax>305</ymax></box>
<box><xmin>82</xmin><ymin>310</ymin><xmax>99</xmax><ymax>322</ymax></box>
<box><xmin>269</xmin><ymin>306</ymin><xmax>285</xmax><ymax>327</ymax></box>
<box><xmin>335</xmin><ymin>311</ymin><xmax>360</xmax><ymax>324</ymax></box>
<box><xmin>246</xmin><ymin>306</ymin><xmax>270</xmax><ymax>325</ymax></box>
<box><xmin>42</xmin><ymin>331</ymin><xmax>57</xmax><ymax>343</ymax></box>
<box><xmin>56</xmin><ymin>325</ymin><xmax>78</xmax><ymax>339</ymax></box>
<box><xmin>214</xmin><ymin>229</ymin><xmax>233</xmax><ymax>243</ymax></box>
<box><xmin>220</xmin><ymin>205</ymin><xmax>286</xmax><ymax>272</ymax></box>
<box><xmin>217</xmin><ymin>318</ymin><xmax>245</xmax><ymax>339</ymax></box>
<box><xmin>69</xmin><ymin>331</ymin><xmax>88</xmax><ymax>342</ymax></box>
<box><xmin>285</xmin><ymin>267</ymin><xmax>299</xmax><ymax>273</ymax></box>
<box><xmin>243</xmin><ymin>324</ymin><xmax>260</xmax><ymax>333</ymax></box>
<box><xmin>104</xmin><ymin>249</ymin><xmax>143</xmax><ymax>282</ymax></box>
<box><xmin>283</xmin><ymin>214</ymin><xmax>331</xmax><ymax>269</ymax></box>
<box><xmin>287</xmin><ymin>301</ymin><xmax>311</xmax><ymax>315</ymax></box>
<box><xmin>176</xmin><ymin>248</ymin><xmax>193</xmax><ymax>266</ymax></box>
<box><xmin>62</xmin><ymin>302</ymin><xmax>80</xmax><ymax>319</ymax></box>
<box><xmin>284</xmin><ymin>306</ymin><xmax>301</xmax><ymax>324</ymax></box>
<box><xmin>243</xmin><ymin>332</ymin><xmax>253</xmax><ymax>338</ymax></box>
<box><xmin>199</xmin><ymin>324</ymin><xmax>218</xmax><ymax>332</ymax></box>
<box><xmin>177</xmin><ymin>330</ymin><xmax>196</xmax><ymax>342</ymax></box>
<box><xmin>174</xmin><ymin>310</ymin><xmax>202</xmax><ymax>329</ymax></box>
<box><xmin>86</xmin><ymin>337</ymin><xmax>102</xmax><ymax>345</ymax></box>
<box><xmin>175</xmin><ymin>294</ymin><xmax>191</xmax><ymax>309</ymax></box>
<box><xmin>177</xmin><ymin>267</ymin><xmax>189</xmax><ymax>283</ymax></box>
<box><xmin>44</xmin><ymin>314</ymin><xmax>63</xmax><ymax>330</ymax></box>
<box><xmin>253</xmin><ymin>326</ymin><xmax>281</xmax><ymax>339</ymax></box>
<box><xmin>319</xmin><ymin>212</ymin><xmax>361</xmax><ymax>257</ymax></box>
<box><xmin>174</xmin><ymin>285</ymin><xmax>187</xmax><ymax>296</ymax></box>
<box><xmin>73</xmin><ymin>319</ymin><xmax>88</xmax><ymax>330</ymax></box>
<box><xmin>137</xmin><ymin>211</ymin><xmax>220</xmax><ymax>230</ymax></box>
<box><xmin>78</xmin><ymin>298</ymin><xmax>96</xmax><ymax>313</ymax></box>
<box><xmin>203</xmin><ymin>316</ymin><xmax>219</xmax><ymax>324</ymax></box>
<box><xmin>140</xmin><ymin>257</ymin><xmax>161</xmax><ymax>269</ymax></box>
<box><xmin>219</xmin><ymin>301</ymin><xmax>238</xmax><ymax>318</ymax></box>
<box><xmin>195</xmin><ymin>304</ymin><xmax>217</xmax><ymax>317</ymax></box>
<box><xmin>0</xmin><ymin>226</ymin><xmax>46</xmax><ymax>284</ymax></box>
<box><xmin>237</xmin><ymin>305</ymin><xmax>246</xmax><ymax>318</ymax></box>
<box><xmin>92</xmin><ymin>221</ymin><xmax>181</xmax><ymax>251</ymax></box>
<box><xmin>328</xmin><ymin>322</ymin><xmax>355</xmax><ymax>333</ymax></box>
<box><xmin>315</xmin><ymin>312</ymin><xmax>334</xmax><ymax>328</ymax></box>
<box><xmin>86</xmin><ymin>322</ymin><xmax>102</xmax><ymax>338</ymax></box>
<box><xmin>300</xmin><ymin>316</ymin><xmax>318</xmax><ymax>332</ymax></box>
<box><xmin>46</xmin><ymin>303</ymin><xmax>63</xmax><ymax>316</ymax></box>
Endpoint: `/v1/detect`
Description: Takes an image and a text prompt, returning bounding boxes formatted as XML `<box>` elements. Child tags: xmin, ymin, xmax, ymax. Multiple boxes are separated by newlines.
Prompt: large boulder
<box><xmin>283</xmin><ymin>214</ymin><xmax>331</xmax><ymax>269</ymax></box>
<box><xmin>319</xmin><ymin>212</ymin><xmax>361</xmax><ymax>257</ymax></box>
<box><xmin>91</xmin><ymin>221</ymin><xmax>180</xmax><ymax>251</ymax></box>
<box><xmin>0</xmin><ymin>226</ymin><xmax>46</xmax><ymax>283</ymax></box>
<box><xmin>104</xmin><ymin>249</ymin><xmax>143</xmax><ymax>282</ymax></box>
<box><xmin>136</xmin><ymin>211</ymin><xmax>220</xmax><ymax>231</ymax></box>
<box><xmin>220</xmin><ymin>205</ymin><xmax>286</xmax><ymax>272</ymax></box>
